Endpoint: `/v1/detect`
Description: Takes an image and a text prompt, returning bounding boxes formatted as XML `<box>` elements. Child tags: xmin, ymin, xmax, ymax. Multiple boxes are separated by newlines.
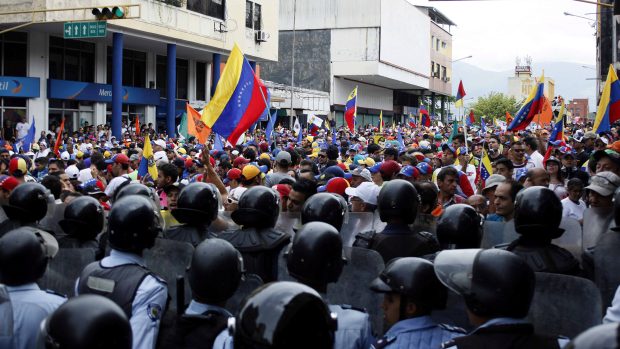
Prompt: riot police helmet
<box><xmin>108</xmin><ymin>195</ymin><xmax>161</xmax><ymax>253</ymax></box>
<box><xmin>231</xmin><ymin>186</ymin><xmax>280</xmax><ymax>228</ymax></box>
<box><xmin>188</xmin><ymin>238</ymin><xmax>244</xmax><ymax>304</ymax></box>
<box><xmin>377</xmin><ymin>179</ymin><xmax>420</xmax><ymax>224</ymax></box>
<box><xmin>3</xmin><ymin>182</ymin><xmax>49</xmax><ymax>222</ymax></box>
<box><xmin>300</xmin><ymin>193</ymin><xmax>347</xmax><ymax>231</ymax></box>
<box><xmin>514</xmin><ymin>186</ymin><xmax>564</xmax><ymax>239</ymax></box>
<box><xmin>172</xmin><ymin>182</ymin><xmax>219</xmax><ymax>226</ymax></box>
<box><xmin>434</xmin><ymin>249</ymin><xmax>535</xmax><ymax>319</ymax></box>
<box><xmin>566</xmin><ymin>323</ymin><xmax>620</xmax><ymax>349</ymax></box>
<box><xmin>42</xmin><ymin>294</ymin><xmax>132</xmax><ymax>349</ymax></box>
<box><xmin>287</xmin><ymin>222</ymin><xmax>345</xmax><ymax>290</ymax></box>
<box><xmin>114</xmin><ymin>183</ymin><xmax>160</xmax><ymax>209</ymax></box>
<box><xmin>231</xmin><ymin>281</ymin><xmax>337</xmax><ymax>349</ymax></box>
<box><xmin>371</xmin><ymin>257</ymin><xmax>447</xmax><ymax>312</ymax></box>
<box><xmin>437</xmin><ymin>204</ymin><xmax>482</xmax><ymax>249</ymax></box>
<box><xmin>59</xmin><ymin>196</ymin><xmax>104</xmax><ymax>240</ymax></box>
<box><xmin>0</xmin><ymin>227</ymin><xmax>58</xmax><ymax>286</ymax></box>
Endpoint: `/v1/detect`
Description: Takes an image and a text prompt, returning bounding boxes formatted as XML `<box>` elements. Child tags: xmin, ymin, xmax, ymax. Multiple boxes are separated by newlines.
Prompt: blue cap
<box><xmin>399</xmin><ymin>165</ymin><xmax>417</xmax><ymax>178</ymax></box>
<box><xmin>368</xmin><ymin>163</ymin><xmax>381</xmax><ymax>174</ymax></box>
<box><xmin>317</xmin><ymin>165</ymin><xmax>345</xmax><ymax>179</ymax></box>
<box><xmin>515</xmin><ymin>168</ymin><xmax>528</xmax><ymax>182</ymax></box>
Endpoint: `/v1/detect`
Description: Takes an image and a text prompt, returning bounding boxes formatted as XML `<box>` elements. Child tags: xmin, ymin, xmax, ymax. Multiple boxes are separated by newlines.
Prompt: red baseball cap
<box><xmin>0</xmin><ymin>175</ymin><xmax>19</xmax><ymax>192</ymax></box>
<box><xmin>233</xmin><ymin>156</ymin><xmax>250</xmax><ymax>168</ymax></box>
<box><xmin>105</xmin><ymin>153</ymin><xmax>130</xmax><ymax>165</ymax></box>
<box><xmin>380</xmin><ymin>160</ymin><xmax>402</xmax><ymax>178</ymax></box>
<box><xmin>224</xmin><ymin>168</ymin><xmax>242</xmax><ymax>184</ymax></box>
<box><xmin>318</xmin><ymin>177</ymin><xmax>350</xmax><ymax>196</ymax></box>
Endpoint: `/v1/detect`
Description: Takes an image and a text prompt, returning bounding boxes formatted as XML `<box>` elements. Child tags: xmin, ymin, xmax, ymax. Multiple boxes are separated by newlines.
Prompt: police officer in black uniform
<box><xmin>58</xmin><ymin>196</ymin><xmax>106</xmax><ymax>259</ymax></box>
<box><xmin>300</xmin><ymin>193</ymin><xmax>347</xmax><ymax>231</ymax></box>
<box><xmin>502</xmin><ymin>186</ymin><xmax>581</xmax><ymax>276</ymax></box>
<box><xmin>435</xmin><ymin>249</ymin><xmax>568</xmax><ymax>349</ymax></box>
<box><xmin>164</xmin><ymin>182</ymin><xmax>219</xmax><ymax>246</ymax></box>
<box><xmin>287</xmin><ymin>221</ymin><xmax>374</xmax><ymax>349</ymax></box>
<box><xmin>0</xmin><ymin>182</ymin><xmax>52</xmax><ymax>237</ymax></box>
<box><xmin>214</xmin><ymin>281</ymin><xmax>338</xmax><ymax>349</ymax></box>
<box><xmin>219</xmin><ymin>186</ymin><xmax>290</xmax><ymax>283</ymax></box>
<box><xmin>369</xmin><ymin>257</ymin><xmax>465</xmax><ymax>348</ymax></box>
<box><xmin>353</xmin><ymin>179</ymin><xmax>439</xmax><ymax>263</ymax></box>
<box><xmin>165</xmin><ymin>238</ymin><xmax>243</xmax><ymax>349</ymax></box>
<box><xmin>76</xmin><ymin>195</ymin><xmax>167</xmax><ymax>349</ymax></box>
<box><xmin>436</xmin><ymin>204</ymin><xmax>482</xmax><ymax>250</ymax></box>
<box><xmin>0</xmin><ymin>227</ymin><xmax>65</xmax><ymax>349</ymax></box>
<box><xmin>40</xmin><ymin>294</ymin><xmax>132</xmax><ymax>349</ymax></box>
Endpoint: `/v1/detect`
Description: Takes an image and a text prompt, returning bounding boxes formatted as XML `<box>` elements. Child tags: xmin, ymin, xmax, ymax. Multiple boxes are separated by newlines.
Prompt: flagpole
<box><xmin>462</xmin><ymin>106</ymin><xmax>468</xmax><ymax>155</ymax></box>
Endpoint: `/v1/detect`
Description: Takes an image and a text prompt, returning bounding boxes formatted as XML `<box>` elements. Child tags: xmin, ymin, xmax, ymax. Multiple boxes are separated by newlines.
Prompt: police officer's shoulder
<box><xmin>147</xmin><ymin>272</ymin><xmax>168</xmax><ymax>286</ymax></box>
<box><xmin>417</xmin><ymin>230</ymin><xmax>437</xmax><ymax>241</ymax></box>
<box><xmin>44</xmin><ymin>289</ymin><xmax>68</xmax><ymax>299</ymax></box>
<box><xmin>337</xmin><ymin>304</ymin><xmax>367</xmax><ymax>313</ymax></box>
<box><xmin>441</xmin><ymin>339</ymin><xmax>458</xmax><ymax>349</ymax></box>
<box><xmin>438</xmin><ymin>323</ymin><xmax>467</xmax><ymax>334</ymax></box>
<box><xmin>493</xmin><ymin>242</ymin><xmax>511</xmax><ymax>250</ymax></box>
<box><xmin>372</xmin><ymin>335</ymin><xmax>396</xmax><ymax>349</ymax></box>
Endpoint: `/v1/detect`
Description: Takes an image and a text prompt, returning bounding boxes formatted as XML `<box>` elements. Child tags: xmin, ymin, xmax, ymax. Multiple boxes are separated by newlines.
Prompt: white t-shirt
<box><xmin>561</xmin><ymin>197</ymin><xmax>586</xmax><ymax>221</ymax></box>
<box><xmin>105</xmin><ymin>175</ymin><xmax>131</xmax><ymax>200</ymax></box>
<box><xmin>530</xmin><ymin>150</ymin><xmax>545</xmax><ymax>169</ymax></box>
<box><xmin>15</xmin><ymin>122</ymin><xmax>29</xmax><ymax>139</ymax></box>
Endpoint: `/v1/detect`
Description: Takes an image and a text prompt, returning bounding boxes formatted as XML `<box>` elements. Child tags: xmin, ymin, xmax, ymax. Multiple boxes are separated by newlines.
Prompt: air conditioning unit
<box><xmin>432</xmin><ymin>72</ymin><xmax>440</xmax><ymax>78</ymax></box>
<box><xmin>255</xmin><ymin>30</ymin><xmax>268</xmax><ymax>42</ymax></box>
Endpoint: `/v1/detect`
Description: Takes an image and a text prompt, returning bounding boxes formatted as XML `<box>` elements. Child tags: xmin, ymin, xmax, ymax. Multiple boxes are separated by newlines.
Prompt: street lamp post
<box><xmin>452</xmin><ymin>55</ymin><xmax>473</xmax><ymax>63</ymax></box>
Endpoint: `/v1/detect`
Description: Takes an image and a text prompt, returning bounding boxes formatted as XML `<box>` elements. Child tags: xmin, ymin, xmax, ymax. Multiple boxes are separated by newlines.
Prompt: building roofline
<box><xmin>415</xmin><ymin>6</ymin><xmax>456</xmax><ymax>27</ymax></box>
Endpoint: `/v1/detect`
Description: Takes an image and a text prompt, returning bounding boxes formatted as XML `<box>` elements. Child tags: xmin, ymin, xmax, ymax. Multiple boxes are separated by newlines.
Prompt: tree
<box><xmin>470</xmin><ymin>92</ymin><xmax>520</xmax><ymax>121</ymax></box>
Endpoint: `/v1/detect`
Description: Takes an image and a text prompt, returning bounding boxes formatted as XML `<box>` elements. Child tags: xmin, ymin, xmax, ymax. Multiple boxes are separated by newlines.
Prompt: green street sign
<box><xmin>64</xmin><ymin>21</ymin><xmax>107</xmax><ymax>39</ymax></box>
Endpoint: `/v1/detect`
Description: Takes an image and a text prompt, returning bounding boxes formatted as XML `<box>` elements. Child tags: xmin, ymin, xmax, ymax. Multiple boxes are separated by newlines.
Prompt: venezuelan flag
<box><xmin>480</xmin><ymin>149</ymin><xmax>493</xmax><ymax>182</ymax></box>
<box><xmin>508</xmin><ymin>74</ymin><xmax>545</xmax><ymax>131</ymax></box>
<box><xmin>420</xmin><ymin>105</ymin><xmax>430</xmax><ymax>127</ymax></box>
<box><xmin>138</xmin><ymin>134</ymin><xmax>158</xmax><ymax>180</ymax></box>
<box><xmin>201</xmin><ymin>44</ymin><xmax>268</xmax><ymax>146</ymax></box>
<box><xmin>455</xmin><ymin>80</ymin><xmax>466</xmax><ymax>108</ymax></box>
<box><xmin>408</xmin><ymin>113</ymin><xmax>417</xmax><ymax>128</ymax></box>
<box><xmin>344</xmin><ymin>87</ymin><xmax>357</xmax><ymax>132</ymax></box>
<box><xmin>379</xmin><ymin>110</ymin><xmax>383</xmax><ymax>132</ymax></box>
<box><xmin>594</xmin><ymin>65</ymin><xmax>620</xmax><ymax>134</ymax></box>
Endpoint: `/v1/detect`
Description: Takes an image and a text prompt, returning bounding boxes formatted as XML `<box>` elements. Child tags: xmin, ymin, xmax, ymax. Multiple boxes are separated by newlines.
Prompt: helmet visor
<box><xmin>434</xmin><ymin>249</ymin><xmax>480</xmax><ymax>296</ymax></box>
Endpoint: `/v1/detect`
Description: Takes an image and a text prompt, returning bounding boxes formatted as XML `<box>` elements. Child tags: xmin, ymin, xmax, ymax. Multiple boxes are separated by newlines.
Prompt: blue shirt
<box><xmin>381</xmin><ymin>223</ymin><xmax>412</xmax><ymax>236</ymax></box>
<box><xmin>75</xmin><ymin>250</ymin><xmax>168</xmax><ymax>349</ymax></box>
<box><xmin>328</xmin><ymin>304</ymin><xmax>375</xmax><ymax>349</ymax></box>
<box><xmin>372</xmin><ymin>315</ymin><xmax>464</xmax><ymax>349</ymax></box>
<box><xmin>5</xmin><ymin>283</ymin><xmax>66</xmax><ymax>349</ymax></box>
<box><xmin>185</xmin><ymin>300</ymin><xmax>232</xmax><ymax>318</ymax></box>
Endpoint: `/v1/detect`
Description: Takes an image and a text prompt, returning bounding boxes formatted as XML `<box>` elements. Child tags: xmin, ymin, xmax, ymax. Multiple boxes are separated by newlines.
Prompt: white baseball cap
<box><xmin>345</xmin><ymin>182</ymin><xmax>380</xmax><ymax>205</ymax></box>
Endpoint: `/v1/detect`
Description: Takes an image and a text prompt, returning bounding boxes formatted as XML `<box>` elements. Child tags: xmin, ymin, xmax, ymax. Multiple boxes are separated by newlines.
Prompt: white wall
<box><xmin>379</xmin><ymin>0</ymin><xmax>430</xmax><ymax>77</ymax></box>
<box><xmin>279</xmin><ymin>0</ymin><xmax>380</xmax><ymax>30</ymax></box>
<box><xmin>331</xmin><ymin>28</ymin><xmax>380</xmax><ymax>63</ymax></box>
<box><xmin>27</xmin><ymin>30</ymin><xmax>48</xmax><ymax>137</ymax></box>
<box><xmin>333</xmin><ymin>77</ymin><xmax>392</xmax><ymax>111</ymax></box>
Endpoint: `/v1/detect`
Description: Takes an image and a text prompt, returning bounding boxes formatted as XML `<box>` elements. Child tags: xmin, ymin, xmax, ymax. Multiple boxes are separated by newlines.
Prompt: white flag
<box><xmin>293</xmin><ymin>117</ymin><xmax>301</xmax><ymax>135</ymax></box>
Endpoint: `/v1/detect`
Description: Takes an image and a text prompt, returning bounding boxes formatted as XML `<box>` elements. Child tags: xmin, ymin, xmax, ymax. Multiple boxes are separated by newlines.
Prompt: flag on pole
<box><xmin>53</xmin><ymin>117</ymin><xmax>65</xmax><ymax>156</ymax></box>
<box><xmin>135</xmin><ymin>115</ymin><xmax>140</xmax><ymax>136</ymax></box>
<box><xmin>188</xmin><ymin>103</ymin><xmax>211</xmax><ymax>144</ymax></box>
<box><xmin>420</xmin><ymin>105</ymin><xmax>431</xmax><ymax>127</ymax></box>
<box><xmin>408</xmin><ymin>113</ymin><xmax>417</xmax><ymax>128</ymax></box>
<box><xmin>201</xmin><ymin>44</ymin><xmax>268</xmax><ymax>146</ymax></box>
<box><xmin>448</xmin><ymin>121</ymin><xmax>459</xmax><ymax>143</ymax></box>
<box><xmin>466</xmin><ymin>109</ymin><xmax>475</xmax><ymax>126</ymax></box>
<box><xmin>308</xmin><ymin>115</ymin><xmax>323</xmax><ymax>136</ymax></box>
<box><xmin>379</xmin><ymin>110</ymin><xmax>383</xmax><ymax>132</ymax></box>
<box><xmin>455</xmin><ymin>80</ymin><xmax>466</xmax><ymax>108</ymax></box>
<box><xmin>480</xmin><ymin>117</ymin><xmax>487</xmax><ymax>134</ymax></box>
<box><xmin>19</xmin><ymin>117</ymin><xmax>35</xmax><ymax>153</ymax></box>
<box><xmin>396</xmin><ymin>128</ymin><xmax>406</xmax><ymax>151</ymax></box>
<box><xmin>264</xmin><ymin>110</ymin><xmax>278</xmax><ymax>144</ymax></box>
<box><xmin>593</xmin><ymin>64</ymin><xmax>620</xmax><ymax>134</ymax></box>
<box><xmin>178</xmin><ymin>112</ymin><xmax>189</xmax><ymax>140</ymax></box>
<box><xmin>344</xmin><ymin>87</ymin><xmax>358</xmax><ymax>132</ymax></box>
<box><xmin>507</xmin><ymin>73</ymin><xmax>545</xmax><ymax>131</ymax></box>
<box><xmin>505</xmin><ymin>111</ymin><xmax>513</xmax><ymax>124</ymax></box>
<box><xmin>138</xmin><ymin>134</ymin><xmax>158</xmax><ymax>180</ymax></box>
<box><xmin>480</xmin><ymin>149</ymin><xmax>493</xmax><ymax>182</ymax></box>
<box><xmin>213</xmin><ymin>133</ymin><xmax>224</xmax><ymax>151</ymax></box>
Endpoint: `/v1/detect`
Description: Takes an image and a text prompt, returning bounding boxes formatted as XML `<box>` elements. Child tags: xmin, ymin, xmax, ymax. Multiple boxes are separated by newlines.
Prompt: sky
<box><xmin>410</xmin><ymin>0</ymin><xmax>598</xmax><ymax>72</ymax></box>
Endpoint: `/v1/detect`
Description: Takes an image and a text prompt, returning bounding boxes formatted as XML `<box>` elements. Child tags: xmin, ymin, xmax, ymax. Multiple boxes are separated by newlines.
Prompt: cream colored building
<box><xmin>0</xmin><ymin>0</ymin><xmax>278</xmax><ymax>137</ymax></box>
<box><xmin>507</xmin><ymin>64</ymin><xmax>555</xmax><ymax>102</ymax></box>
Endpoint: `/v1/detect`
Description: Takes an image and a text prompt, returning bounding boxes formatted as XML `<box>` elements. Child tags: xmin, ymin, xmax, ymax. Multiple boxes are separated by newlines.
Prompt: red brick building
<box><xmin>567</xmin><ymin>99</ymin><xmax>589</xmax><ymax>123</ymax></box>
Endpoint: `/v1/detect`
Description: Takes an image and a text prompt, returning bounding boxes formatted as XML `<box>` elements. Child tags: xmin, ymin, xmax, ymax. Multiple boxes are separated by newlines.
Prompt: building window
<box><xmin>156</xmin><ymin>55</ymin><xmax>189</xmax><ymax>100</ymax></box>
<box><xmin>246</xmin><ymin>1</ymin><xmax>262</xmax><ymax>30</ymax></box>
<box><xmin>441</xmin><ymin>66</ymin><xmax>447</xmax><ymax>80</ymax></box>
<box><xmin>441</xmin><ymin>41</ymin><xmax>447</xmax><ymax>49</ymax></box>
<box><xmin>106</xmin><ymin>48</ymin><xmax>147</xmax><ymax>87</ymax></box>
<box><xmin>105</xmin><ymin>103</ymin><xmax>144</xmax><ymax>130</ymax></box>
<box><xmin>196</xmin><ymin>61</ymin><xmax>206</xmax><ymax>101</ymax></box>
<box><xmin>187</xmin><ymin>0</ymin><xmax>226</xmax><ymax>20</ymax></box>
<box><xmin>49</xmin><ymin>36</ymin><xmax>95</xmax><ymax>82</ymax></box>
<box><xmin>0</xmin><ymin>32</ymin><xmax>27</xmax><ymax>140</ymax></box>
<box><xmin>435</xmin><ymin>38</ymin><xmax>440</xmax><ymax>51</ymax></box>
<box><xmin>431</xmin><ymin>61</ymin><xmax>435</xmax><ymax>76</ymax></box>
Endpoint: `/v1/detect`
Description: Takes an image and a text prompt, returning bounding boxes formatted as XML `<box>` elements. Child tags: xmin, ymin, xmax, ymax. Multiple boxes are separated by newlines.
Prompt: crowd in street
<box><xmin>1</xmin><ymin>114</ymin><xmax>620</xmax><ymax>349</ymax></box>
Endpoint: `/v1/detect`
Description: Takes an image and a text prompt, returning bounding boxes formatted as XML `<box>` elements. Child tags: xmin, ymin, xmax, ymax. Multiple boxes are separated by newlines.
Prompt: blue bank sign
<box><xmin>0</xmin><ymin>76</ymin><xmax>40</xmax><ymax>98</ymax></box>
<box><xmin>48</xmin><ymin>79</ymin><xmax>160</xmax><ymax>105</ymax></box>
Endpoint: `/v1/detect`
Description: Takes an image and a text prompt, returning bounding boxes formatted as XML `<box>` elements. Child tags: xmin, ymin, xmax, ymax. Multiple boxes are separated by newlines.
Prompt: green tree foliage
<box><xmin>470</xmin><ymin>92</ymin><xmax>520</xmax><ymax>121</ymax></box>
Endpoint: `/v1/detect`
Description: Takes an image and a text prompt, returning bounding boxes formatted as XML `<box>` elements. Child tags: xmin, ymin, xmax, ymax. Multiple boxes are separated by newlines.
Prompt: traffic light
<box><xmin>92</xmin><ymin>6</ymin><xmax>126</xmax><ymax>20</ymax></box>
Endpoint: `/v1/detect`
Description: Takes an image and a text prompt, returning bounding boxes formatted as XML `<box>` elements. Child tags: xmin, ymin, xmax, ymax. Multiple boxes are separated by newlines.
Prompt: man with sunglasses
<box><xmin>511</xmin><ymin>141</ymin><xmax>535</xmax><ymax>172</ymax></box>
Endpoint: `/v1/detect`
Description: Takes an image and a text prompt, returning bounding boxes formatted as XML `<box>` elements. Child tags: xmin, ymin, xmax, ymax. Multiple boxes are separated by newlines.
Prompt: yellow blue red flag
<box><xmin>201</xmin><ymin>44</ymin><xmax>268</xmax><ymax>146</ymax></box>
<box><xmin>138</xmin><ymin>134</ymin><xmax>158</xmax><ymax>180</ymax></box>
<box><xmin>345</xmin><ymin>87</ymin><xmax>357</xmax><ymax>132</ymax></box>
<box><xmin>508</xmin><ymin>73</ymin><xmax>545</xmax><ymax>131</ymax></box>
<box><xmin>594</xmin><ymin>65</ymin><xmax>620</xmax><ymax>134</ymax></box>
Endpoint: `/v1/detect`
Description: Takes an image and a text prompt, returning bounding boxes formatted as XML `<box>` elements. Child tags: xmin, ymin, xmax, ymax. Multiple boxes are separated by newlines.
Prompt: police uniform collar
<box><xmin>107</xmin><ymin>249</ymin><xmax>147</xmax><ymax>267</ymax></box>
<box><xmin>385</xmin><ymin>315</ymin><xmax>437</xmax><ymax>336</ymax></box>
<box><xmin>185</xmin><ymin>300</ymin><xmax>232</xmax><ymax>318</ymax></box>
<box><xmin>5</xmin><ymin>282</ymin><xmax>40</xmax><ymax>292</ymax></box>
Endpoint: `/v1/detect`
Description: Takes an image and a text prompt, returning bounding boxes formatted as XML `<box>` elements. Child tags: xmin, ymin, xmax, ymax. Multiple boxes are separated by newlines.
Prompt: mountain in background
<box><xmin>451</xmin><ymin>61</ymin><xmax>597</xmax><ymax>113</ymax></box>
